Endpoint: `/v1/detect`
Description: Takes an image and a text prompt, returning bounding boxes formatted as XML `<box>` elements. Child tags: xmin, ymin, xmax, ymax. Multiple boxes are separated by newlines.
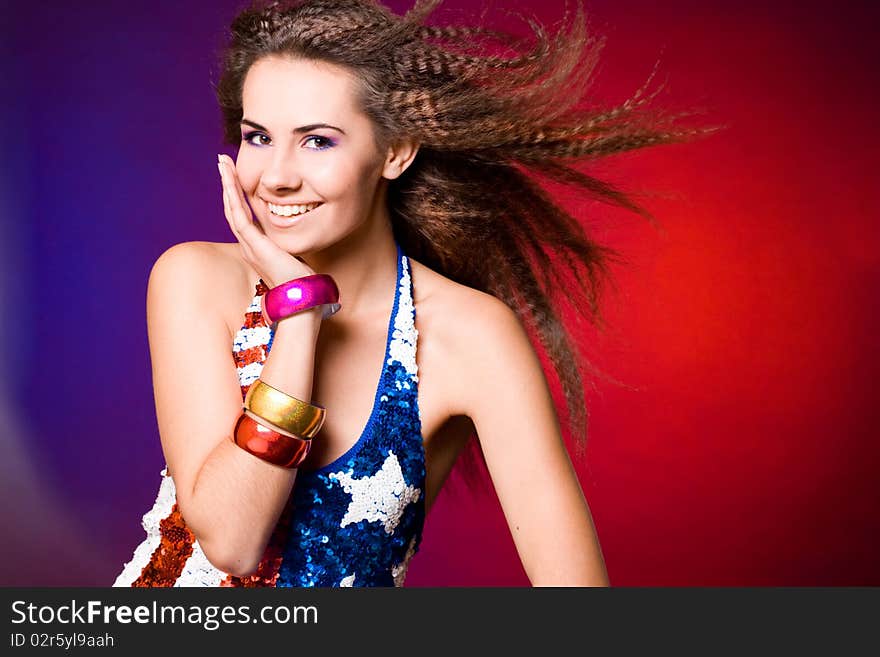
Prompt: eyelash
<box><xmin>241</xmin><ymin>131</ymin><xmax>336</xmax><ymax>151</ymax></box>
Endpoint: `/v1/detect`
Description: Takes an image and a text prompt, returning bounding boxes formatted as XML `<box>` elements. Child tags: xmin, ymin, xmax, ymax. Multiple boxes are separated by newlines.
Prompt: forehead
<box><xmin>241</xmin><ymin>56</ymin><xmax>362</xmax><ymax>126</ymax></box>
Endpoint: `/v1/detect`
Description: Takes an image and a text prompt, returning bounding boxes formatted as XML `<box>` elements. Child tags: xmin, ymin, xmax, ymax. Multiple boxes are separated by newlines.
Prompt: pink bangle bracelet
<box><xmin>261</xmin><ymin>274</ymin><xmax>341</xmax><ymax>324</ymax></box>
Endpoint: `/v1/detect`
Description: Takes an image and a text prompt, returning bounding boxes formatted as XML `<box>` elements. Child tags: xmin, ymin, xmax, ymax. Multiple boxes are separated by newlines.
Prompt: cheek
<box><xmin>233</xmin><ymin>153</ymin><xmax>261</xmax><ymax>192</ymax></box>
<box><xmin>304</xmin><ymin>161</ymin><xmax>337</xmax><ymax>192</ymax></box>
<box><xmin>310</xmin><ymin>157</ymin><xmax>374</xmax><ymax>200</ymax></box>
<box><xmin>239</xmin><ymin>173</ymin><xmax>260</xmax><ymax>196</ymax></box>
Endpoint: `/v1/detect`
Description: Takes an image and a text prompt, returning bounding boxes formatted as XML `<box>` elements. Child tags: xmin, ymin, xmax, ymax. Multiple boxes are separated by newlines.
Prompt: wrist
<box><xmin>273</xmin><ymin>306</ymin><xmax>323</xmax><ymax>333</ymax></box>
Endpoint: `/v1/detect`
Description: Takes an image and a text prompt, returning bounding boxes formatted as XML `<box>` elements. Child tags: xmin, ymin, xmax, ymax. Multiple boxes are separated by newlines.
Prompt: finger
<box><xmin>219</xmin><ymin>158</ymin><xmax>287</xmax><ymax>273</ymax></box>
<box><xmin>219</xmin><ymin>165</ymin><xmax>243</xmax><ymax>243</ymax></box>
<box><xmin>222</xmin><ymin>189</ymin><xmax>241</xmax><ymax>242</ymax></box>
<box><xmin>219</xmin><ymin>165</ymin><xmax>260</xmax><ymax>267</ymax></box>
<box><xmin>221</xmin><ymin>155</ymin><xmax>250</xmax><ymax>210</ymax></box>
<box><xmin>221</xmin><ymin>157</ymin><xmax>264</xmax><ymax>240</ymax></box>
<box><xmin>219</xmin><ymin>161</ymin><xmax>265</xmax><ymax>265</ymax></box>
<box><xmin>219</xmin><ymin>160</ymin><xmax>254</xmax><ymax>239</ymax></box>
<box><xmin>220</xmin><ymin>160</ymin><xmax>256</xmax><ymax>237</ymax></box>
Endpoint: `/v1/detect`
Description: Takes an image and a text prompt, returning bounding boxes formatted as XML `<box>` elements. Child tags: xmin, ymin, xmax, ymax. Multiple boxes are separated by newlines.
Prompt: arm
<box><xmin>455</xmin><ymin>294</ymin><xmax>609</xmax><ymax>586</ymax></box>
<box><xmin>147</xmin><ymin>242</ymin><xmax>321</xmax><ymax>577</ymax></box>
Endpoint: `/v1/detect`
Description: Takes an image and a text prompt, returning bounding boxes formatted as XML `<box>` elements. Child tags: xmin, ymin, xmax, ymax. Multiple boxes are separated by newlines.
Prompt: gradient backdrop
<box><xmin>2</xmin><ymin>0</ymin><xmax>877</xmax><ymax>586</ymax></box>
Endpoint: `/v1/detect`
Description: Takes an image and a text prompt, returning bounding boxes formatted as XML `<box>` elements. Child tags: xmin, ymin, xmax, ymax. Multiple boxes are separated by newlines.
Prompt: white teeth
<box><xmin>267</xmin><ymin>201</ymin><xmax>321</xmax><ymax>217</ymax></box>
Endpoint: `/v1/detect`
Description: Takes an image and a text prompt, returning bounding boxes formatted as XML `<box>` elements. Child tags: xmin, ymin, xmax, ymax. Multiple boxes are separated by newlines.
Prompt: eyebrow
<box><xmin>240</xmin><ymin>119</ymin><xmax>346</xmax><ymax>135</ymax></box>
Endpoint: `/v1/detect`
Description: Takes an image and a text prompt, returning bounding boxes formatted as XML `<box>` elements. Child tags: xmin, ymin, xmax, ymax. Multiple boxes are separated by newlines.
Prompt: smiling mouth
<box><xmin>264</xmin><ymin>200</ymin><xmax>323</xmax><ymax>218</ymax></box>
<box><xmin>262</xmin><ymin>200</ymin><xmax>323</xmax><ymax>229</ymax></box>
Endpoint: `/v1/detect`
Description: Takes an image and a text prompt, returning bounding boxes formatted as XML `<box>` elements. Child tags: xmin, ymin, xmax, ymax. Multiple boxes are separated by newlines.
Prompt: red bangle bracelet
<box><xmin>232</xmin><ymin>412</ymin><xmax>311</xmax><ymax>469</ymax></box>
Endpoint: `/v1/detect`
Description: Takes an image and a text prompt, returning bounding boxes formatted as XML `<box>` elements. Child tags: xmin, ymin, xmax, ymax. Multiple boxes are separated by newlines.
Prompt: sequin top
<box><xmin>114</xmin><ymin>241</ymin><xmax>426</xmax><ymax>587</ymax></box>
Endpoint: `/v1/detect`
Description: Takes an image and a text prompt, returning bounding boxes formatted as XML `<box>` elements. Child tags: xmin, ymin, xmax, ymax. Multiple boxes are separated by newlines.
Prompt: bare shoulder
<box><xmin>149</xmin><ymin>241</ymin><xmax>253</xmax><ymax>336</ymax></box>
<box><xmin>409</xmin><ymin>257</ymin><xmax>520</xmax><ymax>334</ymax></box>
<box><xmin>150</xmin><ymin>241</ymin><xmax>239</xmax><ymax>280</ymax></box>
<box><xmin>408</xmin><ymin>257</ymin><xmax>525</xmax><ymax>417</ymax></box>
<box><xmin>408</xmin><ymin>256</ymin><xmax>512</xmax><ymax>311</ymax></box>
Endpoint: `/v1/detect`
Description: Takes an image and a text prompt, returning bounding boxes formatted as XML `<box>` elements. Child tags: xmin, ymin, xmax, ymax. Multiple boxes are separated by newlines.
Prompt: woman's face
<box><xmin>235</xmin><ymin>56</ymin><xmax>388</xmax><ymax>253</ymax></box>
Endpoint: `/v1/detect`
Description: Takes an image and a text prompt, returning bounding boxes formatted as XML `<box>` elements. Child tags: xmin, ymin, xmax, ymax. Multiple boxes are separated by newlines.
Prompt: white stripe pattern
<box><xmin>174</xmin><ymin>541</ymin><xmax>229</xmax><ymax>587</ymax></box>
<box><xmin>233</xmin><ymin>325</ymin><xmax>272</xmax><ymax>353</ymax></box>
<box><xmin>387</xmin><ymin>256</ymin><xmax>419</xmax><ymax>379</ymax></box>
<box><xmin>112</xmin><ymin>468</ymin><xmax>177</xmax><ymax>587</ymax></box>
<box><xmin>246</xmin><ymin>296</ymin><xmax>262</xmax><ymax>313</ymax></box>
<box><xmin>237</xmin><ymin>361</ymin><xmax>264</xmax><ymax>388</ymax></box>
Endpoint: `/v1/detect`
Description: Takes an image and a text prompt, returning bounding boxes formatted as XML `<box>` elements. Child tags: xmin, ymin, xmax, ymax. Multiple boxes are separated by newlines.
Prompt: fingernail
<box><xmin>216</xmin><ymin>153</ymin><xmax>223</xmax><ymax>164</ymax></box>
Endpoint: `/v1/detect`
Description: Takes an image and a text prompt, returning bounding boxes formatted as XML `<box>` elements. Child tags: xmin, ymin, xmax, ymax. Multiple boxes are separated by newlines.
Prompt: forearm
<box><xmin>188</xmin><ymin>310</ymin><xmax>322</xmax><ymax>575</ymax></box>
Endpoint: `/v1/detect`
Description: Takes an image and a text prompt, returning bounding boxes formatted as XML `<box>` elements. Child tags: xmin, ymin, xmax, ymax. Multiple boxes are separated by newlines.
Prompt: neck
<box><xmin>296</xmin><ymin>201</ymin><xmax>399</xmax><ymax>322</ymax></box>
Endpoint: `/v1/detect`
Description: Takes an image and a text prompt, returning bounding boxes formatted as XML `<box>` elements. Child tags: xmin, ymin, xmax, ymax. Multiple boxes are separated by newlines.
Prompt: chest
<box><xmin>224</xmin><ymin>284</ymin><xmax>473</xmax><ymax>510</ymax></box>
<box><xmin>305</xmin><ymin>311</ymin><xmax>464</xmax><ymax>479</ymax></box>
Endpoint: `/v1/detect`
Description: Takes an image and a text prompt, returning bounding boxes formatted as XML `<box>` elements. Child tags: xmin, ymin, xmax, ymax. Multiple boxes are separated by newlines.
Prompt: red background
<box><xmin>405</xmin><ymin>0</ymin><xmax>880</xmax><ymax>586</ymax></box>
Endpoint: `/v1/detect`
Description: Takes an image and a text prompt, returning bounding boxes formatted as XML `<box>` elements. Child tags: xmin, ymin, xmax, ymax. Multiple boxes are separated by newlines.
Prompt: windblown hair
<box><xmin>215</xmin><ymin>0</ymin><xmax>718</xmax><ymax>492</ymax></box>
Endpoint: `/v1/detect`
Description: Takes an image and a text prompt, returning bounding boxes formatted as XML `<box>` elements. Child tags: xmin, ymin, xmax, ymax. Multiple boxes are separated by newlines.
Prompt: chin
<box><xmin>262</xmin><ymin>226</ymin><xmax>316</xmax><ymax>254</ymax></box>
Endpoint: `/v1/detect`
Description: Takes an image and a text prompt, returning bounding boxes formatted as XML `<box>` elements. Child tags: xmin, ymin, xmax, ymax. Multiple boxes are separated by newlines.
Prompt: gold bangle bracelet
<box><xmin>243</xmin><ymin>379</ymin><xmax>326</xmax><ymax>440</ymax></box>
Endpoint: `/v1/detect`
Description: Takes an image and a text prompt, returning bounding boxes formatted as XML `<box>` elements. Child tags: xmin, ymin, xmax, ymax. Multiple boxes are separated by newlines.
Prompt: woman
<box><xmin>115</xmin><ymin>0</ymin><xmax>708</xmax><ymax>587</ymax></box>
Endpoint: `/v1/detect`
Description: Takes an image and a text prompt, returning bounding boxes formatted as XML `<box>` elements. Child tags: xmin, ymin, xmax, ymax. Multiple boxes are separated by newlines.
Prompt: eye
<box><xmin>242</xmin><ymin>131</ymin><xmax>270</xmax><ymax>147</ymax></box>
<box><xmin>240</xmin><ymin>132</ymin><xmax>336</xmax><ymax>150</ymax></box>
<box><xmin>304</xmin><ymin>135</ymin><xmax>336</xmax><ymax>151</ymax></box>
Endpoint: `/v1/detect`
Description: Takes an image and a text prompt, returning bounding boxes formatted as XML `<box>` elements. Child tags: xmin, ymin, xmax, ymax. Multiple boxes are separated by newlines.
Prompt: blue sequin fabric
<box><xmin>273</xmin><ymin>242</ymin><xmax>425</xmax><ymax>587</ymax></box>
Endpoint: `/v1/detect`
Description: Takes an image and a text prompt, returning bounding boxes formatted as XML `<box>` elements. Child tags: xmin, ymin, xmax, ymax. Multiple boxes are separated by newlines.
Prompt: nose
<box><xmin>259</xmin><ymin>146</ymin><xmax>304</xmax><ymax>192</ymax></box>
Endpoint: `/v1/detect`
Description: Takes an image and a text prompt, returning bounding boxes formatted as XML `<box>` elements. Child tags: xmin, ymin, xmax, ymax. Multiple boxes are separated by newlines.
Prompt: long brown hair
<box><xmin>215</xmin><ymin>0</ymin><xmax>719</xmax><ymax>494</ymax></box>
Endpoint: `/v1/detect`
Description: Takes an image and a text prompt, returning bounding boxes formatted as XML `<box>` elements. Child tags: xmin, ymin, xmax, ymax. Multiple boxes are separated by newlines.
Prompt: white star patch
<box><xmin>329</xmin><ymin>451</ymin><xmax>421</xmax><ymax>534</ymax></box>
